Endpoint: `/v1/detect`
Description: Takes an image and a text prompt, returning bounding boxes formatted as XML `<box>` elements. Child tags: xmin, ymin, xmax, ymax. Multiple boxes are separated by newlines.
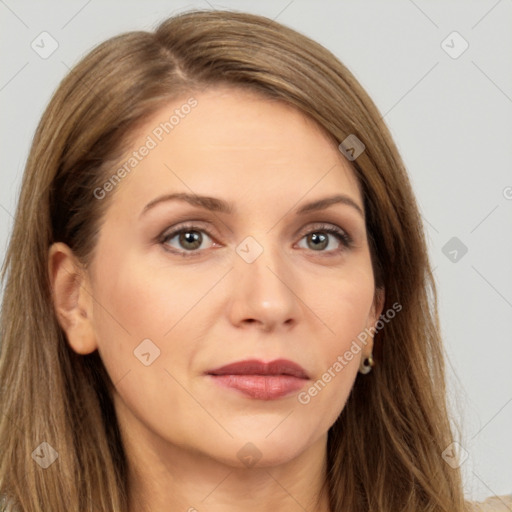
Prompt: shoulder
<box><xmin>468</xmin><ymin>494</ymin><xmax>512</xmax><ymax>512</ymax></box>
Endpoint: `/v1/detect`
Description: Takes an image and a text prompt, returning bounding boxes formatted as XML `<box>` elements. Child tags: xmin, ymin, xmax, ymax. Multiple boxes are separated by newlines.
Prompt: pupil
<box><xmin>180</xmin><ymin>231</ymin><xmax>201</xmax><ymax>249</ymax></box>
<box><xmin>309</xmin><ymin>232</ymin><xmax>327</xmax><ymax>250</ymax></box>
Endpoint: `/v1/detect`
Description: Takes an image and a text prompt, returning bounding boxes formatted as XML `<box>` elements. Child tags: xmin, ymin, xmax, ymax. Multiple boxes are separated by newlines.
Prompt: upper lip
<box><xmin>206</xmin><ymin>359</ymin><xmax>309</xmax><ymax>379</ymax></box>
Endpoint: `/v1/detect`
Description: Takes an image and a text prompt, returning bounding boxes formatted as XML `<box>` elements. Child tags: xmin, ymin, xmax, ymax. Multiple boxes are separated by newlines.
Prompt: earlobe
<box><xmin>48</xmin><ymin>242</ymin><xmax>98</xmax><ymax>355</ymax></box>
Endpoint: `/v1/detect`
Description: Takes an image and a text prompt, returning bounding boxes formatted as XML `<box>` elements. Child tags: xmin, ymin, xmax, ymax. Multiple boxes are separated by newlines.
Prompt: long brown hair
<box><xmin>0</xmin><ymin>9</ymin><xmax>467</xmax><ymax>511</ymax></box>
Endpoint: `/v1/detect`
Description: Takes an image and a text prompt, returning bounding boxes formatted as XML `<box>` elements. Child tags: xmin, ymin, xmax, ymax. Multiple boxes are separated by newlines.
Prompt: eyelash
<box><xmin>157</xmin><ymin>222</ymin><xmax>353</xmax><ymax>259</ymax></box>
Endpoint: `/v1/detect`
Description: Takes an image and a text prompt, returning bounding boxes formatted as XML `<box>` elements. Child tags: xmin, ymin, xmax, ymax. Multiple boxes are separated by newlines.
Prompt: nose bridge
<box><xmin>229</xmin><ymin>233</ymin><xmax>299</xmax><ymax>329</ymax></box>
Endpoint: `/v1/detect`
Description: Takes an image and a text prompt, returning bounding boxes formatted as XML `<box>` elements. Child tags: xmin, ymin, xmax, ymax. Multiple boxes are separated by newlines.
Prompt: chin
<box><xmin>203</xmin><ymin>429</ymin><xmax>319</xmax><ymax>470</ymax></box>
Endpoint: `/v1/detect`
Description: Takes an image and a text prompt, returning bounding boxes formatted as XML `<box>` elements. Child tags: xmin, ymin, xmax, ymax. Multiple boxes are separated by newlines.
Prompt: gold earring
<box><xmin>359</xmin><ymin>354</ymin><xmax>375</xmax><ymax>375</ymax></box>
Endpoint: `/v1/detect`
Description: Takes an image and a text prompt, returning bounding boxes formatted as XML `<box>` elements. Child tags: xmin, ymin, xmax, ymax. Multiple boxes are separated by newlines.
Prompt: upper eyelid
<box><xmin>160</xmin><ymin>222</ymin><xmax>217</xmax><ymax>239</ymax></box>
<box><xmin>161</xmin><ymin>220</ymin><xmax>348</xmax><ymax>235</ymax></box>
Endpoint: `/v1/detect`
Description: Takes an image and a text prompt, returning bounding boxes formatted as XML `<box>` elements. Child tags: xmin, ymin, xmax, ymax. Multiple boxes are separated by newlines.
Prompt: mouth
<box><xmin>205</xmin><ymin>359</ymin><xmax>310</xmax><ymax>400</ymax></box>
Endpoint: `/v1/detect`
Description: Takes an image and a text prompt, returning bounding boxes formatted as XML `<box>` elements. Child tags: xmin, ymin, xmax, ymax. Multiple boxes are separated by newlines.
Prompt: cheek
<box><xmin>89</xmin><ymin>250</ymin><xmax>197</xmax><ymax>378</ymax></box>
<box><xmin>298</xmin><ymin>263</ymin><xmax>374</xmax><ymax>413</ymax></box>
<box><xmin>88</xmin><ymin>253</ymin><xmax>215</xmax><ymax>432</ymax></box>
<box><xmin>310</xmin><ymin>261</ymin><xmax>375</xmax><ymax>346</ymax></box>
<box><xmin>89</xmin><ymin>245</ymin><xmax>231</xmax><ymax>385</ymax></box>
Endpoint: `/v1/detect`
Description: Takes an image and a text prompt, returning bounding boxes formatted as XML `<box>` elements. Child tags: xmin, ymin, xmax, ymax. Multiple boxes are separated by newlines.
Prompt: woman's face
<box><xmin>75</xmin><ymin>87</ymin><xmax>383</xmax><ymax>468</ymax></box>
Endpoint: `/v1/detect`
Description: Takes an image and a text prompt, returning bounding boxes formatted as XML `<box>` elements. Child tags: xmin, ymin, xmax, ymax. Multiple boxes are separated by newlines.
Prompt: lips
<box><xmin>206</xmin><ymin>359</ymin><xmax>309</xmax><ymax>400</ymax></box>
<box><xmin>207</xmin><ymin>359</ymin><xmax>309</xmax><ymax>379</ymax></box>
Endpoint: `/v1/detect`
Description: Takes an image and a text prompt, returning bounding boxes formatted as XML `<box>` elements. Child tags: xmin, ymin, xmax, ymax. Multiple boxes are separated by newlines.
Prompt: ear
<box><xmin>362</xmin><ymin>286</ymin><xmax>385</xmax><ymax>357</ymax></box>
<box><xmin>48</xmin><ymin>242</ymin><xmax>98</xmax><ymax>355</ymax></box>
<box><xmin>369</xmin><ymin>287</ymin><xmax>385</xmax><ymax>327</ymax></box>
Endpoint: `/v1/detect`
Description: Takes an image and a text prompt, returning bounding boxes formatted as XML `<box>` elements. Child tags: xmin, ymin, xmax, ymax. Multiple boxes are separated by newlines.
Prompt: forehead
<box><xmin>105</xmin><ymin>86</ymin><xmax>362</xmax><ymax>214</ymax></box>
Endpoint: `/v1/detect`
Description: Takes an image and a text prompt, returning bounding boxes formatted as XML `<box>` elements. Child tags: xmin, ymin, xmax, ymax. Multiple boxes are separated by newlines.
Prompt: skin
<box><xmin>49</xmin><ymin>87</ymin><xmax>384</xmax><ymax>512</ymax></box>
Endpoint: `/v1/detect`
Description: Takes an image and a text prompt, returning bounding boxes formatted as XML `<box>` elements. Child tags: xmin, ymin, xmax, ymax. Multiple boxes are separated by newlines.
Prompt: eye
<box><xmin>159</xmin><ymin>224</ymin><xmax>216</xmax><ymax>256</ymax></box>
<box><xmin>296</xmin><ymin>224</ymin><xmax>353</xmax><ymax>254</ymax></box>
<box><xmin>158</xmin><ymin>222</ymin><xmax>353</xmax><ymax>258</ymax></box>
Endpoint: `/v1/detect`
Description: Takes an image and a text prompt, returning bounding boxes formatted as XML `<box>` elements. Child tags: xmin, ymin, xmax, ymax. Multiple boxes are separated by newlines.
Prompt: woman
<box><xmin>0</xmin><ymin>9</ymin><xmax>508</xmax><ymax>512</ymax></box>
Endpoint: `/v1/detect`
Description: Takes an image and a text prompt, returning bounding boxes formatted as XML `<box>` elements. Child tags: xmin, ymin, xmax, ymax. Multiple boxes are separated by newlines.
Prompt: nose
<box><xmin>226</xmin><ymin>239</ymin><xmax>301</xmax><ymax>332</ymax></box>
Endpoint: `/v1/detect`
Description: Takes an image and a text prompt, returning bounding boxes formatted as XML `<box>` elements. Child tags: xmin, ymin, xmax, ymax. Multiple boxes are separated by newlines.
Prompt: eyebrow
<box><xmin>140</xmin><ymin>192</ymin><xmax>364</xmax><ymax>218</ymax></box>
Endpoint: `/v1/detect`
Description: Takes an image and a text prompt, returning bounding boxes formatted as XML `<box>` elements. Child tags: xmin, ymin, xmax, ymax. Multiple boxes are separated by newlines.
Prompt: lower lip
<box><xmin>208</xmin><ymin>374</ymin><xmax>307</xmax><ymax>400</ymax></box>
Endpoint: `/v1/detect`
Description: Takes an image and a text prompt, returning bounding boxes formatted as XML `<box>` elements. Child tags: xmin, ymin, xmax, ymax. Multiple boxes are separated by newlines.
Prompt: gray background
<box><xmin>1</xmin><ymin>0</ymin><xmax>511</xmax><ymax>502</ymax></box>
